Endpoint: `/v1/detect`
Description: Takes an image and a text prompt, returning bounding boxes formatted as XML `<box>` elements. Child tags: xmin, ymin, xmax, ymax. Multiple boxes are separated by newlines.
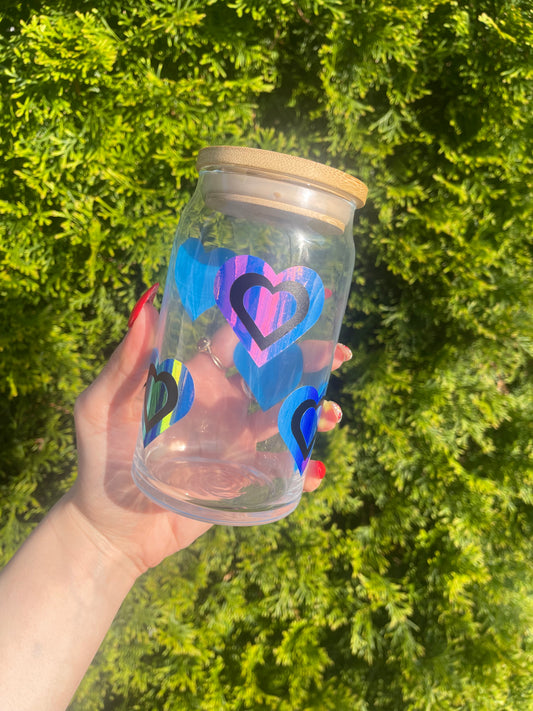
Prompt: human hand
<box><xmin>67</xmin><ymin>286</ymin><xmax>351</xmax><ymax>577</ymax></box>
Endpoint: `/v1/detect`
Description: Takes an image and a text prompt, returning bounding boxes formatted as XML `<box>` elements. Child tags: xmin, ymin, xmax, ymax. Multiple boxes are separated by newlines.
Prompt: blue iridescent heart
<box><xmin>234</xmin><ymin>342</ymin><xmax>303</xmax><ymax>411</ymax></box>
<box><xmin>278</xmin><ymin>386</ymin><xmax>323</xmax><ymax>474</ymax></box>
<box><xmin>142</xmin><ymin>351</ymin><xmax>195</xmax><ymax>447</ymax></box>
<box><xmin>175</xmin><ymin>238</ymin><xmax>235</xmax><ymax>321</ymax></box>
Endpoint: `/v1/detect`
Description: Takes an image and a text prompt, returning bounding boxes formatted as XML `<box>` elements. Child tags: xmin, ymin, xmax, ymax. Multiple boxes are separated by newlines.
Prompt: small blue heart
<box><xmin>234</xmin><ymin>342</ymin><xmax>303</xmax><ymax>411</ymax></box>
<box><xmin>278</xmin><ymin>386</ymin><xmax>323</xmax><ymax>474</ymax></box>
<box><xmin>175</xmin><ymin>238</ymin><xmax>235</xmax><ymax>321</ymax></box>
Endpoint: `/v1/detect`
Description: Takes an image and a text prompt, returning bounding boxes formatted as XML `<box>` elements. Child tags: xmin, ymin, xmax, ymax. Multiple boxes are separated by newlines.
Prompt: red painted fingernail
<box><xmin>128</xmin><ymin>283</ymin><xmax>159</xmax><ymax>328</ymax></box>
<box><xmin>325</xmin><ymin>288</ymin><xmax>333</xmax><ymax>299</ymax></box>
<box><xmin>315</xmin><ymin>461</ymin><xmax>326</xmax><ymax>479</ymax></box>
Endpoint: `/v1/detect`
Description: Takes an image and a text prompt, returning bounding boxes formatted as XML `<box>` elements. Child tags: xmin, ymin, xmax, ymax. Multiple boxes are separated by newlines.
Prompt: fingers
<box><xmin>303</xmin><ymin>400</ymin><xmax>343</xmax><ymax>493</ymax></box>
<box><xmin>300</xmin><ymin>339</ymin><xmax>333</xmax><ymax>372</ymax></box>
<box><xmin>209</xmin><ymin>324</ymin><xmax>240</xmax><ymax>369</ymax></box>
<box><xmin>104</xmin><ymin>302</ymin><xmax>159</xmax><ymax>393</ymax></box>
<box><xmin>252</xmin><ymin>398</ymin><xmax>341</xmax><ymax>497</ymax></box>
<box><xmin>300</xmin><ymin>340</ymin><xmax>352</xmax><ymax>373</ymax></box>
<box><xmin>201</xmin><ymin>328</ymin><xmax>352</xmax><ymax>379</ymax></box>
<box><xmin>317</xmin><ymin>400</ymin><xmax>343</xmax><ymax>432</ymax></box>
<box><xmin>303</xmin><ymin>460</ymin><xmax>326</xmax><ymax>492</ymax></box>
<box><xmin>332</xmin><ymin>343</ymin><xmax>352</xmax><ymax>371</ymax></box>
<box><xmin>250</xmin><ymin>402</ymin><xmax>282</xmax><ymax>443</ymax></box>
<box><xmin>76</xmin><ymin>299</ymin><xmax>159</xmax><ymax>416</ymax></box>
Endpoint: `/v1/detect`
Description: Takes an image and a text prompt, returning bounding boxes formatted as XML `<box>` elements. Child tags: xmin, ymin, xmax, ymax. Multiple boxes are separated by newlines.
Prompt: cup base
<box><xmin>131</xmin><ymin>452</ymin><xmax>302</xmax><ymax>526</ymax></box>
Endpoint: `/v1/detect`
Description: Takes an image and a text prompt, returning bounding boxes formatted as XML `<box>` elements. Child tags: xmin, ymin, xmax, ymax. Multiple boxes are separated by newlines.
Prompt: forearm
<box><xmin>0</xmin><ymin>496</ymin><xmax>139</xmax><ymax>711</ymax></box>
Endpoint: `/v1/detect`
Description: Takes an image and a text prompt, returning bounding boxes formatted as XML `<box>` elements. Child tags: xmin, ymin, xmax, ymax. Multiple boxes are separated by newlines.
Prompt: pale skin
<box><xmin>0</xmin><ymin>297</ymin><xmax>349</xmax><ymax>711</ymax></box>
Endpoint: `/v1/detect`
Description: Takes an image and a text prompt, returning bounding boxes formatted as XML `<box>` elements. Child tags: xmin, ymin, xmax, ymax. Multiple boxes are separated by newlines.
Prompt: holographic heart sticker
<box><xmin>233</xmin><ymin>342</ymin><xmax>303</xmax><ymax>411</ymax></box>
<box><xmin>175</xmin><ymin>238</ymin><xmax>235</xmax><ymax>321</ymax></box>
<box><xmin>214</xmin><ymin>255</ymin><xmax>324</xmax><ymax>367</ymax></box>
<box><xmin>143</xmin><ymin>351</ymin><xmax>195</xmax><ymax>447</ymax></box>
<box><xmin>278</xmin><ymin>385</ymin><xmax>323</xmax><ymax>474</ymax></box>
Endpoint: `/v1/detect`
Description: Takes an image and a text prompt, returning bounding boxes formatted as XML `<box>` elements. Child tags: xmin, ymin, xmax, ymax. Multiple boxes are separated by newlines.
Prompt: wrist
<box><xmin>49</xmin><ymin>496</ymin><xmax>141</xmax><ymax>595</ymax></box>
<box><xmin>0</xmin><ymin>494</ymin><xmax>140</xmax><ymax>711</ymax></box>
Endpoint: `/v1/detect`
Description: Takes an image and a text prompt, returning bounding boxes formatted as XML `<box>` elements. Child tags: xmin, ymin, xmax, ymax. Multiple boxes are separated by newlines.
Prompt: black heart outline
<box><xmin>229</xmin><ymin>272</ymin><xmax>310</xmax><ymax>351</ymax></box>
<box><xmin>291</xmin><ymin>398</ymin><xmax>319</xmax><ymax>461</ymax></box>
<box><xmin>143</xmin><ymin>363</ymin><xmax>179</xmax><ymax>434</ymax></box>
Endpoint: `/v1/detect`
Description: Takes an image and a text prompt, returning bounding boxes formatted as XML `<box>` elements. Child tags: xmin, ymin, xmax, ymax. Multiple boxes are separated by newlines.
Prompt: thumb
<box><xmin>77</xmin><ymin>301</ymin><xmax>159</xmax><ymax>416</ymax></box>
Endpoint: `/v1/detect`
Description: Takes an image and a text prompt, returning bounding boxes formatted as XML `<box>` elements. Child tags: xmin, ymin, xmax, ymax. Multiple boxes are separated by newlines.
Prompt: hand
<box><xmin>68</xmin><ymin>289</ymin><xmax>350</xmax><ymax>576</ymax></box>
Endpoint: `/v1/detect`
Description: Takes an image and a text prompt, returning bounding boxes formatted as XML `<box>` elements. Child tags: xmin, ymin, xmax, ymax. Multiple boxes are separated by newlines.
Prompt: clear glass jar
<box><xmin>132</xmin><ymin>146</ymin><xmax>367</xmax><ymax>525</ymax></box>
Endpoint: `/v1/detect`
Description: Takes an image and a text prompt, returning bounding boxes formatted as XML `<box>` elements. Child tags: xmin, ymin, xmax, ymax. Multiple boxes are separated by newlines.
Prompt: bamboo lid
<box><xmin>197</xmin><ymin>146</ymin><xmax>368</xmax><ymax>209</ymax></box>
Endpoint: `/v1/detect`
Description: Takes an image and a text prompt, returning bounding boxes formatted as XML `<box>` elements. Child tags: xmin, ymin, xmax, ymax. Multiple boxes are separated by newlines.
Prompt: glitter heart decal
<box><xmin>278</xmin><ymin>386</ymin><xmax>323</xmax><ymax>474</ymax></box>
<box><xmin>142</xmin><ymin>351</ymin><xmax>195</xmax><ymax>447</ymax></box>
<box><xmin>175</xmin><ymin>238</ymin><xmax>235</xmax><ymax>321</ymax></box>
<box><xmin>214</xmin><ymin>255</ymin><xmax>324</xmax><ymax>367</ymax></box>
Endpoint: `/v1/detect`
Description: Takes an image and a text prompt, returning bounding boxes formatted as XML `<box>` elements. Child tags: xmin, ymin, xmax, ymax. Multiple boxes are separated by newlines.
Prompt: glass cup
<box><xmin>132</xmin><ymin>146</ymin><xmax>367</xmax><ymax>525</ymax></box>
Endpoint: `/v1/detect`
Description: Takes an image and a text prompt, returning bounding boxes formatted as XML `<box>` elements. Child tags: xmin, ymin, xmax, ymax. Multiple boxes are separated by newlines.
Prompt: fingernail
<box><xmin>315</xmin><ymin>461</ymin><xmax>326</xmax><ymax>479</ymax></box>
<box><xmin>322</xmin><ymin>400</ymin><xmax>343</xmax><ymax>423</ymax></box>
<box><xmin>128</xmin><ymin>283</ymin><xmax>159</xmax><ymax>328</ymax></box>
<box><xmin>325</xmin><ymin>288</ymin><xmax>333</xmax><ymax>299</ymax></box>
<box><xmin>339</xmin><ymin>344</ymin><xmax>352</xmax><ymax>361</ymax></box>
<box><xmin>331</xmin><ymin>402</ymin><xmax>343</xmax><ymax>422</ymax></box>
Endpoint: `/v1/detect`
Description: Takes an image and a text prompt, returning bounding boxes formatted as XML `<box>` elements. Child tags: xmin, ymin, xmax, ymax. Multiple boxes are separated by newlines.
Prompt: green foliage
<box><xmin>0</xmin><ymin>0</ymin><xmax>275</xmax><ymax>550</ymax></box>
<box><xmin>1</xmin><ymin>0</ymin><xmax>532</xmax><ymax>709</ymax></box>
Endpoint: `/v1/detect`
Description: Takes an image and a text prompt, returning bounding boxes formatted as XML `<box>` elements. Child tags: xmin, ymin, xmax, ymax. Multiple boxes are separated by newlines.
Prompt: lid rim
<box><xmin>196</xmin><ymin>145</ymin><xmax>368</xmax><ymax>208</ymax></box>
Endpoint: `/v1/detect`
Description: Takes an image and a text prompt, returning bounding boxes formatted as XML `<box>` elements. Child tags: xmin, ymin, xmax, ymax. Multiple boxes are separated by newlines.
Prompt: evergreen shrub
<box><xmin>0</xmin><ymin>1</ymin><xmax>532</xmax><ymax>709</ymax></box>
